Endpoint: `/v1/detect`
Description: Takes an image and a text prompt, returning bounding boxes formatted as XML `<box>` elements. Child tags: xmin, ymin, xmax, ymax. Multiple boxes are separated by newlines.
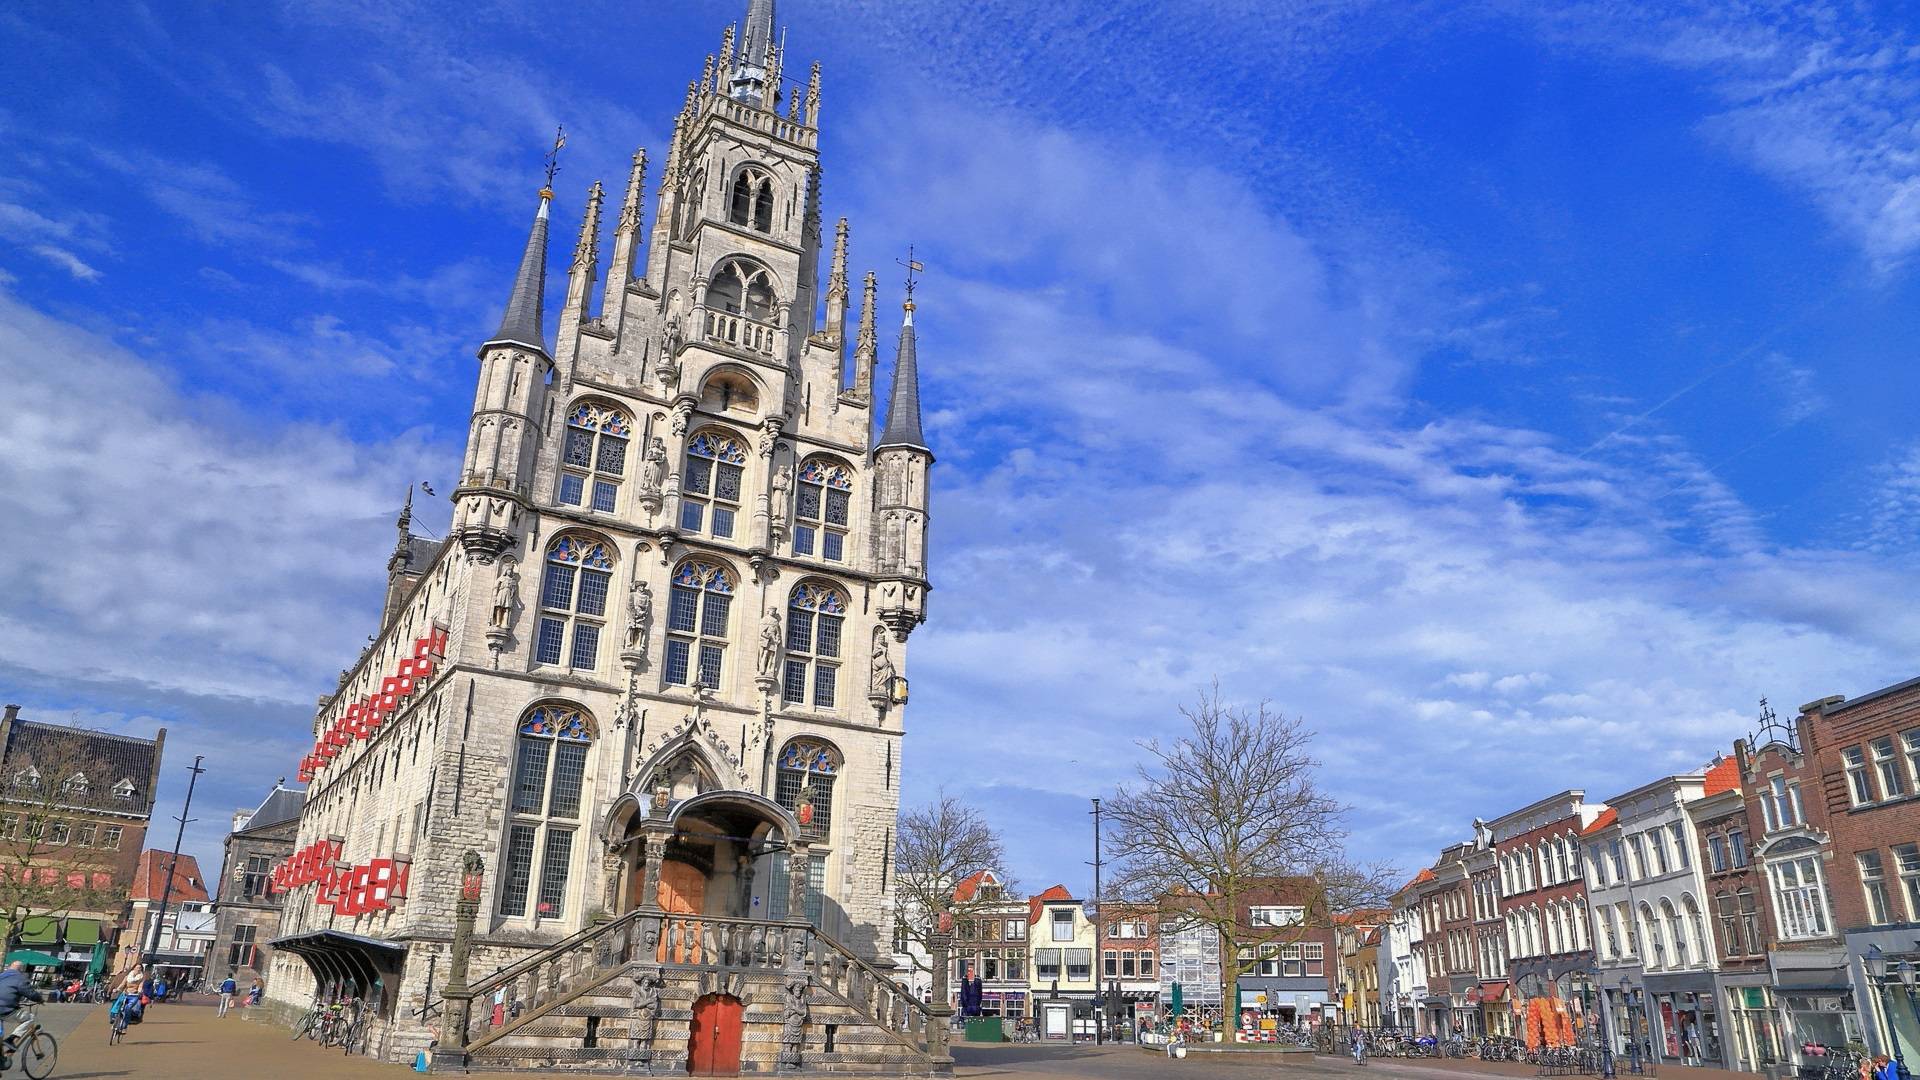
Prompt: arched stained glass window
<box><xmin>536</xmin><ymin>535</ymin><xmax>615</xmax><ymax>671</ymax></box>
<box><xmin>665</xmin><ymin>560</ymin><xmax>735</xmax><ymax>688</ymax></box>
<box><xmin>793</xmin><ymin>457</ymin><xmax>853</xmax><ymax>562</ymax></box>
<box><xmin>501</xmin><ymin>704</ymin><xmax>595</xmax><ymax>919</ymax></box>
<box><xmin>680</xmin><ymin>430</ymin><xmax>748</xmax><ymax>539</ymax></box>
<box><xmin>775</xmin><ymin>739</ymin><xmax>840</xmax><ymax>843</ymax></box>
<box><xmin>559</xmin><ymin>403</ymin><xmax>631</xmax><ymax>512</ymax></box>
<box><xmin>783</xmin><ymin>583</ymin><xmax>845</xmax><ymax>708</ymax></box>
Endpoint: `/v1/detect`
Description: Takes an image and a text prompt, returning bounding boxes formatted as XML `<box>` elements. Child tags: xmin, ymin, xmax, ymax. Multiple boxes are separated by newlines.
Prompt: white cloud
<box><xmin>29</xmin><ymin>244</ymin><xmax>100</xmax><ymax>281</ymax></box>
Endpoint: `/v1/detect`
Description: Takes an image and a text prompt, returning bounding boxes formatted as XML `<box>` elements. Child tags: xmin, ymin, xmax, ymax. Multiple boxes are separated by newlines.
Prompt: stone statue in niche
<box><xmin>639</xmin><ymin>437</ymin><xmax>668</xmax><ymax>497</ymax></box>
<box><xmin>491</xmin><ymin>560</ymin><xmax>519</xmax><ymax>629</ymax></box>
<box><xmin>626</xmin><ymin>580</ymin><xmax>654</xmax><ymax>651</ymax></box>
<box><xmin>870</xmin><ymin>626</ymin><xmax>895</xmax><ymax>695</ymax></box>
<box><xmin>779</xmin><ymin>972</ymin><xmax>809</xmax><ymax>1066</ymax></box>
<box><xmin>770</xmin><ymin>464</ymin><xmax>793</xmax><ymax>526</ymax></box>
<box><xmin>757</xmin><ymin>608</ymin><xmax>783</xmax><ymax>679</ymax></box>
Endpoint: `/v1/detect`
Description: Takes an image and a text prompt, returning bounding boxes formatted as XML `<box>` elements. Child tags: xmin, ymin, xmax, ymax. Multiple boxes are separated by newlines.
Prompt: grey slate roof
<box><xmin>485</xmin><ymin>194</ymin><xmax>551</xmax><ymax>355</ymax></box>
<box><xmin>740</xmin><ymin>0</ymin><xmax>776</xmax><ymax>65</ymax></box>
<box><xmin>875</xmin><ymin>309</ymin><xmax>928</xmax><ymax>453</ymax></box>
<box><xmin>238</xmin><ymin>784</ymin><xmax>305</xmax><ymax>835</ymax></box>
<box><xmin>1</xmin><ymin>718</ymin><xmax>161</xmax><ymax>816</ymax></box>
<box><xmin>395</xmin><ymin>535</ymin><xmax>445</xmax><ymax>576</ymax></box>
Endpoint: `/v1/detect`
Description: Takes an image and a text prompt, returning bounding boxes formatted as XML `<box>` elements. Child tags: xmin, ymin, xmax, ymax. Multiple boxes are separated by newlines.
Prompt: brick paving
<box><xmin>60</xmin><ymin>998</ymin><xmax>411</xmax><ymax>1080</ymax></box>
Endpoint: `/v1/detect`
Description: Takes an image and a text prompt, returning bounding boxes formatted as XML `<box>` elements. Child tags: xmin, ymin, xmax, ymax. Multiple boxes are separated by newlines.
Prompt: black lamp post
<box><xmin>1865</xmin><ymin>946</ymin><xmax>1912</xmax><ymax>1077</ymax></box>
<box><xmin>1621</xmin><ymin>977</ymin><xmax>1644</xmax><ymax>1076</ymax></box>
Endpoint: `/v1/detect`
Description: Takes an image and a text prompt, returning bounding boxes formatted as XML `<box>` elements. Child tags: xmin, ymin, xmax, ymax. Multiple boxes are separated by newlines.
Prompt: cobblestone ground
<box><xmin>952</xmin><ymin>1043</ymin><xmax>1767</xmax><ymax>1080</ymax></box>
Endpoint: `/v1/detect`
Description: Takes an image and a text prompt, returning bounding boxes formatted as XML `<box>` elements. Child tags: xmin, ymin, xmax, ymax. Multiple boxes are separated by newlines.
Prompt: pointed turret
<box><xmin>729</xmin><ymin>0</ymin><xmax>778</xmax><ymax>106</ymax></box>
<box><xmin>824</xmin><ymin>218</ymin><xmax>849</xmax><ymax>354</ymax></box>
<box><xmin>562</xmin><ymin>179</ymin><xmax>604</xmax><ymax>316</ymax></box>
<box><xmin>603</xmin><ymin>149</ymin><xmax>647</xmax><ymax>324</ymax></box>
<box><xmin>485</xmin><ymin>188</ymin><xmax>553</xmax><ymax>357</ymax></box>
<box><xmin>875</xmin><ymin>301</ymin><xmax>927</xmax><ymax>452</ymax></box>
<box><xmin>851</xmin><ymin>270</ymin><xmax>877</xmax><ymax>402</ymax></box>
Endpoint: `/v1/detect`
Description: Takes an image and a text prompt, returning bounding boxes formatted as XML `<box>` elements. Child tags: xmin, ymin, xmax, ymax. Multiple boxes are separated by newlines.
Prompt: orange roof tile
<box><xmin>128</xmin><ymin>850</ymin><xmax>210</xmax><ymax>904</ymax></box>
<box><xmin>1581</xmin><ymin>807</ymin><xmax>1617</xmax><ymax>836</ymax></box>
<box><xmin>1028</xmin><ymin>884</ymin><xmax>1074</xmax><ymax>925</ymax></box>
<box><xmin>952</xmin><ymin>870</ymin><xmax>992</xmax><ymax>903</ymax></box>
<box><xmin>1702</xmin><ymin>756</ymin><xmax>1740</xmax><ymax>797</ymax></box>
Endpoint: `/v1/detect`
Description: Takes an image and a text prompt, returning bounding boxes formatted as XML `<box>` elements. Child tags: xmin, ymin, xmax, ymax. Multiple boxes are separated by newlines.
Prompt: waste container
<box><xmin>965</xmin><ymin>1017</ymin><xmax>1005</xmax><ymax>1042</ymax></box>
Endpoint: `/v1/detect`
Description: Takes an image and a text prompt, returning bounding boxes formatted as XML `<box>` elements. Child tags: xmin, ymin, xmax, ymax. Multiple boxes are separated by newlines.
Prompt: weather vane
<box><xmin>543</xmin><ymin>125</ymin><xmax>567</xmax><ymax>190</ymax></box>
<box><xmin>897</xmin><ymin>245</ymin><xmax>924</xmax><ymax>303</ymax></box>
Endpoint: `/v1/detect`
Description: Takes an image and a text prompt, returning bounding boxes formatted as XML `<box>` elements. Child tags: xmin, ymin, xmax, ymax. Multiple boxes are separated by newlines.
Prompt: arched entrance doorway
<box><xmin>688</xmin><ymin>992</ymin><xmax>744</xmax><ymax>1075</ymax></box>
<box><xmin>605</xmin><ymin>785</ymin><xmax>799</xmax><ymax>924</ymax></box>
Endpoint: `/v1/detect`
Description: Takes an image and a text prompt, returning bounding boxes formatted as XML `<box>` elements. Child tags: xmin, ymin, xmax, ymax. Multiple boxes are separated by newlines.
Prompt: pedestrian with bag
<box><xmin>218</xmin><ymin>974</ymin><xmax>237</xmax><ymax>1017</ymax></box>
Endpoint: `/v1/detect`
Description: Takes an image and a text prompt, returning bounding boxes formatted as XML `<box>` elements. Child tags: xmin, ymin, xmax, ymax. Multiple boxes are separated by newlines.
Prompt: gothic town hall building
<box><xmin>264</xmin><ymin>5</ymin><xmax>942</xmax><ymax>1072</ymax></box>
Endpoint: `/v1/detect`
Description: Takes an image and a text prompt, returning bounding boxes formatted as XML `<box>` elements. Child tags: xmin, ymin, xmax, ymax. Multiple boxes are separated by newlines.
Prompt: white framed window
<box><xmin>1896</xmin><ymin>844</ymin><xmax>1920</xmax><ymax>921</ymax></box>
<box><xmin>1729</xmin><ymin>829</ymin><xmax>1748</xmax><ymax>867</ymax></box>
<box><xmin>1859</xmin><ymin>851</ymin><xmax>1892</xmax><ymax>924</ymax></box>
<box><xmin>499</xmin><ymin>704</ymin><xmax>594</xmax><ymax>919</ymax></box>
<box><xmin>1051</xmin><ymin>909</ymin><xmax>1074</xmax><ymax>942</ymax></box>
<box><xmin>679</xmin><ymin>429</ymin><xmax>749</xmax><ymax>539</ymax></box>
<box><xmin>112</xmin><ymin>778</ymin><xmax>135</xmax><ymax>801</ymax></box>
<box><xmin>664</xmin><ymin>560</ymin><xmax>735</xmax><ymax>688</ymax></box>
<box><xmin>534</xmin><ymin>533</ymin><xmax>614</xmax><ymax>672</ymax></box>
<box><xmin>1904</xmin><ymin>730</ymin><xmax>1920</xmax><ymax>791</ymax></box>
<box><xmin>1871</xmin><ymin>737</ymin><xmax>1906</xmax><ymax>800</ymax></box>
<box><xmin>1250</xmin><ymin>905</ymin><xmax>1304</xmax><ymax>926</ymax></box>
<box><xmin>60</xmin><ymin>773</ymin><xmax>87</xmax><ymax>796</ymax></box>
<box><xmin>1628</xmin><ymin>834</ymin><xmax>1648</xmax><ymax>879</ymax></box>
<box><xmin>1762</xmin><ymin>775</ymin><xmax>1802</xmax><ymax>832</ymax></box>
<box><xmin>792</xmin><ymin>457</ymin><xmax>853</xmax><ymax>562</ymax></box>
<box><xmin>1844</xmin><ymin>746</ymin><xmax>1873</xmax><ymax>805</ymax></box>
<box><xmin>557</xmin><ymin>402</ymin><xmax>630</xmax><ymax>512</ymax></box>
<box><xmin>1669</xmin><ymin>824</ymin><xmax>1689</xmax><ymax>869</ymax></box>
<box><xmin>1708</xmin><ymin>835</ymin><xmax>1729</xmax><ymax>873</ymax></box>
<box><xmin>781</xmin><ymin>582</ymin><xmax>846</xmax><ymax>709</ymax></box>
<box><xmin>1768</xmin><ymin>855</ymin><xmax>1831</xmax><ymax>940</ymax></box>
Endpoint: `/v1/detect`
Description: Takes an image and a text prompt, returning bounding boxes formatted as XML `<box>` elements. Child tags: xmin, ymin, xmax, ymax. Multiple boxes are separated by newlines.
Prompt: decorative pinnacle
<box><xmin>618</xmin><ymin>148</ymin><xmax>647</xmax><ymax>232</ymax></box>
<box><xmin>829</xmin><ymin>217</ymin><xmax>849</xmax><ymax>287</ymax></box>
<box><xmin>572</xmin><ymin>180</ymin><xmax>604</xmax><ymax>271</ymax></box>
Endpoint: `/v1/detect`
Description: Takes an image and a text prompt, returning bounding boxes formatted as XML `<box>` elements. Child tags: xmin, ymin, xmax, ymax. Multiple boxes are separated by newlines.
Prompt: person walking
<box><xmin>1351</xmin><ymin>1025</ymin><xmax>1369</xmax><ymax>1065</ymax></box>
<box><xmin>218</xmin><ymin>974</ymin><xmax>237</xmax><ymax>1017</ymax></box>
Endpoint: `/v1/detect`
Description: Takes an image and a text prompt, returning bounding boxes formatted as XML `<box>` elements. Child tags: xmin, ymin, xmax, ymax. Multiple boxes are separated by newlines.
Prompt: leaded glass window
<box><xmin>664</xmin><ymin>560</ymin><xmax>735</xmax><ymax>688</ymax></box>
<box><xmin>782</xmin><ymin>582</ymin><xmax>845</xmax><ymax>708</ymax></box>
<box><xmin>499</xmin><ymin>705</ymin><xmax>594</xmax><ymax>919</ymax></box>
<box><xmin>679</xmin><ymin>430</ymin><xmax>748</xmax><ymax>539</ymax></box>
<box><xmin>536</xmin><ymin>534</ymin><xmax>614</xmax><ymax>672</ymax></box>
<box><xmin>557</xmin><ymin>403</ymin><xmax>630</xmax><ymax>513</ymax></box>
<box><xmin>775</xmin><ymin>739</ymin><xmax>840</xmax><ymax>844</ymax></box>
<box><xmin>792</xmin><ymin>457</ymin><xmax>853</xmax><ymax>562</ymax></box>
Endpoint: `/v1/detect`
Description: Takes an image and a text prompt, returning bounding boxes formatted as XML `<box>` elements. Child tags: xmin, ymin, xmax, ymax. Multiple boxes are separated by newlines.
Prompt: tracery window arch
<box><xmin>679</xmin><ymin>429</ymin><xmax>748</xmax><ymax>540</ymax></box>
<box><xmin>500</xmin><ymin>704</ymin><xmax>594</xmax><ymax>919</ymax></box>
<box><xmin>728</xmin><ymin>166</ymin><xmax>775</xmax><ymax>232</ymax></box>
<box><xmin>772</xmin><ymin>739</ymin><xmax>840</xmax><ymax>924</ymax></box>
<box><xmin>536</xmin><ymin>534</ymin><xmax>614</xmax><ymax>671</ymax></box>
<box><xmin>706</xmin><ymin>258</ymin><xmax>776</xmax><ymax>323</ymax></box>
<box><xmin>793</xmin><ymin>457</ymin><xmax>853</xmax><ymax>562</ymax></box>
<box><xmin>783</xmin><ymin>582</ymin><xmax>846</xmax><ymax>708</ymax></box>
<box><xmin>558</xmin><ymin>402</ymin><xmax>631</xmax><ymax>513</ymax></box>
<box><xmin>665</xmin><ymin>560</ymin><xmax>735</xmax><ymax>688</ymax></box>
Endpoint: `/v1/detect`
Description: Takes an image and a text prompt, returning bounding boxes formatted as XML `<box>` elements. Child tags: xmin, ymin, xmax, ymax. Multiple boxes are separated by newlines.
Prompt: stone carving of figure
<box><xmin>780</xmin><ymin>972</ymin><xmax>809</xmax><ymax>1063</ymax></box>
<box><xmin>491</xmin><ymin>560</ymin><xmax>519</xmax><ymax>629</ymax></box>
<box><xmin>770</xmin><ymin>464</ymin><xmax>793</xmax><ymax>524</ymax></box>
<box><xmin>640</xmin><ymin>437</ymin><xmax>668</xmax><ymax>497</ymax></box>
<box><xmin>870</xmin><ymin>626</ymin><xmax>895</xmax><ymax>695</ymax></box>
<box><xmin>757</xmin><ymin>608</ymin><xmax>783</xmax><ymax>679</ymax></box>
<box><xmin>626</xmin><ymin>580</ymin><xmax>654</xmax><ymax>651</ymax></box>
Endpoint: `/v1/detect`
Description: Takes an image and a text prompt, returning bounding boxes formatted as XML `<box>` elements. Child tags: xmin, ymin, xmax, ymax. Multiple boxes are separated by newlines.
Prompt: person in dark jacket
<box><xmin>0</xmin><ymin>961</ymin><xmax>45</xmax><ymax>1019</ymax></box>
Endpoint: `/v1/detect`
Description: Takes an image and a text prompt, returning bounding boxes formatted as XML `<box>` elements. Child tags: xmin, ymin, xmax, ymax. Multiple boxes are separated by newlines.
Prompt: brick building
<box><xmin>1098</xmin><ymin>901</ymin><xmax>1159</xmax><ymax>1030</ymax></box>
<box><xmin>1736</xmin><ymin>701</ymin><xmax>1856</xmax><ymax>1072</ymax></box>
<box><xmin>124</xmin><ymin>850</ymin><xmax>214</xmax><ymax>985</ymax></box>
<box><xmin>210</xmin><ymin>780</ymin><xmax>304</xmax><ymax>986</ymax></box>
<box><xmin>1794</xmin><ymin>677</ymin><xmax>1920</xmax><ymax>1066</ymax></box>
<box><xmin>1687</xmin><ymin>753</ymin><xmax>1779</xmax><ymax>1072</ymax></box>
<box><xmin>1490</xmin><ymin>791</ymin><xmax>1604</xmax><ymax>1044</ymax></box>
<box><xmin>1422</xmin><ymin>842</ymin><xmax>1477</xmax><ymax>1036</ymax></box>
<box><xmin>1229</xmin><ymin>879</ymin><xmax>1335</xmax><ymax>1032</ymax></box>
<box><xmin>945</xmin><ymin>870</ymin><xmax>1030</xmax><ymax>1021</ymax></box>
<box><xmin>0</xmin><ymin>705</ymin><xmax>165</xmax><ymax>981</ymax></box>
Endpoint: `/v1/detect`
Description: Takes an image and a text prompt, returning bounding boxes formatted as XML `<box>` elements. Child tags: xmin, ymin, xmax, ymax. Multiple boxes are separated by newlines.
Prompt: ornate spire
<box><xmin>729</xmin><ymin>0</ymin><xmax>777</xmax><ymax>106</ymax></box>
<box><xmin>824</xmin><ymin>217</ymin><xmax>849</xmax><ymax>358</ymax></box>
<box><xmin>804</xmin><ymin>61</ymin><xmax>822</xmax><ymax>128</ymax></box>
<box><xmin>852</xmin><ymin>269</ymin><xmax>877</xmax><ymax>400</ymax></box>
<box><xmin>571</xmin><ymin>180</ymin><xmax>604</xmax><ymax>272</ymax></box>
<box><xmin>717</xmin><ymin>25</ymin><xmax>736</xmax><ymax>93</ymax></box>
<box><xmin>740</xmin><ymin>0</ymin><xmax>775</xmax><ymax>75</ymax></box>
<box><xmin>387</xmin><ymin>487</ymin><xmax>415</xmax><ymax>574</ymax></box>
<box><xmin>485</xmin><ymin>186</ymin><xmax>552</xmax><ymax>356</ymax></box>
<box><xmin>875</xmin><ymin>296</ymin><xmax>927</xmax><ymax>452</ymax></box>
<box><xmin>617</xmin><ymin>149</ymin><xmax>647</xmax><ymax>234</ymax></box>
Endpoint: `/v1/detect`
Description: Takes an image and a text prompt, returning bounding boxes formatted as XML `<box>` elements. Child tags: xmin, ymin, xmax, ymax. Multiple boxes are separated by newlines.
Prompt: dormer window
<box><xmin>13</xmin><ymin>767</ymin><xmax>39</xmax><ymax>790</ymax></box>
<box><xmin>62</xmin><ymin>773</ymin><xmax>88</xmax><ymax>796</ymax></box>
<box><xmin>112</xmin><ymin>778</ymin><xmax>136</xmax><ymax>801</ymax></box>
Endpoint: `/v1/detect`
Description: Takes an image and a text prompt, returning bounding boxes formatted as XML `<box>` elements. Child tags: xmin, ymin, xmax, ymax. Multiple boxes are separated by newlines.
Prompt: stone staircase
<box><xmin>441</xmin><ymin>909</ymin><xmax>949</xmax><ymax>1075</ymax></box>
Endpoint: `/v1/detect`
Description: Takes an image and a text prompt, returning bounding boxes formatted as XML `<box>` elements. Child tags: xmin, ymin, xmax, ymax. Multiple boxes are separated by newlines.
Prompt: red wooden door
<box><xmin>688</xmin><ymin>993</ymin><xmax>743</xmax><ymax>1075</ymax></box>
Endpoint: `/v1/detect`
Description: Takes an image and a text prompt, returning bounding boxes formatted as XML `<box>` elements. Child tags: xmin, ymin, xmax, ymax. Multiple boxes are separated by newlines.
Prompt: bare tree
<box><xmin>1104</xmin><ymin>685</ymin><xmax>1396</xmax><ymax>1030</ymax></box>
<box><xmin>0</xmin><ymin>730</ymin><xmax>128</xmax><ymax>948</ymax></box>
<box><xmin>892</xmin><ymin>791</ymin><xmax>1015</xmax><ymax>980</ymax></box>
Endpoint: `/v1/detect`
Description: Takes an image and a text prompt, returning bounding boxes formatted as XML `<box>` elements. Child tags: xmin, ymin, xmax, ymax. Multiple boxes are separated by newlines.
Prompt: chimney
<box><xmin>2</xmin><ymin>705</ymin><xmax>17</xmax><ymax>723</ymax></box>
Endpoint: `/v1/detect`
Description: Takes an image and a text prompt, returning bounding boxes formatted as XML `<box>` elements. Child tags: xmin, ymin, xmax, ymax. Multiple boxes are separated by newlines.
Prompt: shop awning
<box><xmin>17</xmin><ymin>916</ymin><xmax>58</xmax><ymax>945</ymax></box>
<box><xmin>1479</xmin><ymin>982</ymin><xmax>1509</xmax><ymax>1002</ymax></box>
<box><xmin>63</xmin><ymin>919</ymin><xmax>99</xmax><ymax>946</ymax></box>
<box><xmin>6</xmin><ymin>950</ymin><xmax>60</xmax><ymax>968</ymax></box>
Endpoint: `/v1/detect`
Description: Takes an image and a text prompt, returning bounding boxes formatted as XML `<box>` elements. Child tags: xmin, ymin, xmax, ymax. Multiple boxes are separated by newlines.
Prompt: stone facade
<box><xmin>210</xmin><ymin>783</ymin><xmax>304</xmax><ymax>986</ymax></box>
<box><xmin>262</xmin><ymin>2</ymin><xmax>934</xmax><ymax>1066</ymax></box>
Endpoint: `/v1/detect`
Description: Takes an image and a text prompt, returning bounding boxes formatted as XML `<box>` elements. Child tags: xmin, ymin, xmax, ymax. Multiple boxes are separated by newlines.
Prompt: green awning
<box><xmin>17</xmin><ymin>916</ymin><xmax>57</xmax><ymax>945</ymax></box>
<box><xmin>87</xmin><ymin>941</ymin><xmax>108</xmax><ymax>977</ymax></box>
<box><xmin>6</xmin><ymin>950</ymin><xmax>60</xmax><ymax>968</ymax></box>
<box><xmin>63</xmin><ymin>919</ymin><xmax>98</xmax><ymax>946</ymax></box>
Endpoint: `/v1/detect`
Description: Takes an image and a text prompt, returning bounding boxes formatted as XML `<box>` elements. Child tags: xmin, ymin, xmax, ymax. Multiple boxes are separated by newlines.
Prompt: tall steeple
<box><xmin>729</xmin><ymin>0</ymin><xmax>778</xmax><ymax>106</ymax></box>
<box><xmin>485</xmin><ymin>187</ymin><xmax>553</xmax><ymax>356</ymax></box>
<box><xmin>875</xmin><ymin>300</ymin><xmax>927</xmax><ymax>452</ymax></box>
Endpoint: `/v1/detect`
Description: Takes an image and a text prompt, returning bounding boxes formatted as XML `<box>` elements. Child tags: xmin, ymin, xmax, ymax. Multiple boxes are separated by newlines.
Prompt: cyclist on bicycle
<box><xmin>0</xmin><ymin>962</ymin><xmax>43</xmax><ymax>1022</ymax></box>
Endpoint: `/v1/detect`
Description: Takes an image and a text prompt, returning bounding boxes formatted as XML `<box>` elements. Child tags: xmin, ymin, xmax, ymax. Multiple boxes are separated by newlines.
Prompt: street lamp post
<box><xmin>1864</xmin><ymin>945</ymin><xmax>1913</xmax><ymax>1076</ymax></box>
<box><xmin>1621</xmin><ymin>977</ymin><xmax>1644</xmax><ymax>1076</ymax></box>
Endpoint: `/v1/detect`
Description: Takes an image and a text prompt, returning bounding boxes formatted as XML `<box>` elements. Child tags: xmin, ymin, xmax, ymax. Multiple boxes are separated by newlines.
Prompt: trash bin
<box><xmin>965</xmin><ymin>1017</ymin><xmax>1005</xmax><ymax>1042</ymax></box>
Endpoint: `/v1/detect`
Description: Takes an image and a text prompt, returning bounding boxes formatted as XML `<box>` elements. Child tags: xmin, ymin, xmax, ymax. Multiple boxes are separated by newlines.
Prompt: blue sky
<box><xmin>5</xmin><ymin>0</ymin><xmax>1920</xmax><ymax>899</ymax></box>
